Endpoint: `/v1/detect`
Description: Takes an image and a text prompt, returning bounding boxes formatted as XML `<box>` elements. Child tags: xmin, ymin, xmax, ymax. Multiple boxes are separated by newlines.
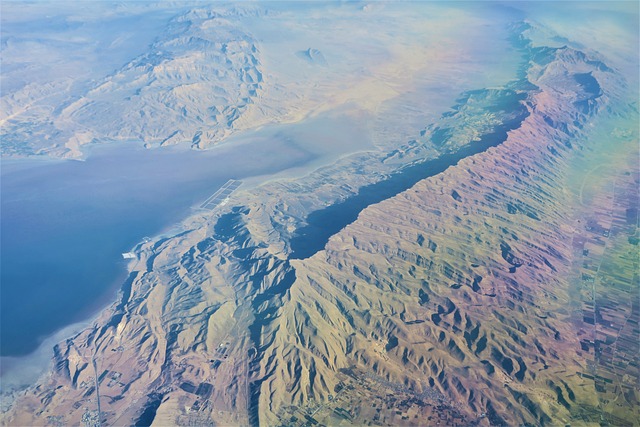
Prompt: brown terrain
<box><xmin>3</xmin><ymin>21</ymin><xmax>638</xmax><ymax>427</ymax></box>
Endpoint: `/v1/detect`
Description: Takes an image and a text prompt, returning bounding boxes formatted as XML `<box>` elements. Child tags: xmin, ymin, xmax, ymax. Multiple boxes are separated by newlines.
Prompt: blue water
<box><xmin>0</xmin><ymin>139</ymin><xmax>314</xmax><ymax>357</ymax></box>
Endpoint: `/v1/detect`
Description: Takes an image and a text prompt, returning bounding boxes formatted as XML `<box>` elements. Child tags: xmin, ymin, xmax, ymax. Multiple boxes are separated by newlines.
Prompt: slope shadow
<box><xmin>289</xmin><ymin>94</ymin><xmax>529</xmax><ymax>260</ymax></box>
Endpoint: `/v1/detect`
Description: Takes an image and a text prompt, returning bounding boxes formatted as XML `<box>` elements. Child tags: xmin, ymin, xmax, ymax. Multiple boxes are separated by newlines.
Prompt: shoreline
<box><xmin>1</xmin><ymin>314</ymin><xmax>95</xmax><ymax>411</ymax></box>
<box><xmin>0</xmin><ymin>215</ymin><xmax>195</xmax><ymax>412</ymax></box>
<box><xmin>0</xmin><ymin>184</ymin><xmax>211</xmax><ymax>393</ymax></box>
<box><xmin>0</xmin><ymin>107</ymin><xmax>375</xmax><ymax>410</ymax></box>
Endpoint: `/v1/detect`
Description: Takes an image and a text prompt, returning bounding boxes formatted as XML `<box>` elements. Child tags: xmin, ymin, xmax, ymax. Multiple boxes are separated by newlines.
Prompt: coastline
<box><xmin>0</xmin><ymin>213</ymin><xmax>197</xmax><ymax>412</ymax></box>
<box><xmin>1</xmin><ymin>312</ymin><xmax>96</xmax><ymax>410</ymax></box>
<box><xmin>0</xmin><ymin>142</ymin><xmax>194</xmax><ymax>408</ymax></box>
<box><xmin>0</xmin><ymin>105</ymin><xmax>377</xmax><ymax>411</ymax></box>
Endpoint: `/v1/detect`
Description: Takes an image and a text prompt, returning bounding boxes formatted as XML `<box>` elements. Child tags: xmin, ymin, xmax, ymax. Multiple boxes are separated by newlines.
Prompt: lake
<box><xmin>0</xmin><ymin>110</ymin><xmax>374</xmax><ymax>359</ymax></box>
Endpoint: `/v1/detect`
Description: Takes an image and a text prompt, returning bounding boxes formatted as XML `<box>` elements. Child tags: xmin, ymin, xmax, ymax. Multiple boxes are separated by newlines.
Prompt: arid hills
<box><xmin>2</xmin><ymin>12</ymin><xmax>638</xmax><ymax>427</ymax></box>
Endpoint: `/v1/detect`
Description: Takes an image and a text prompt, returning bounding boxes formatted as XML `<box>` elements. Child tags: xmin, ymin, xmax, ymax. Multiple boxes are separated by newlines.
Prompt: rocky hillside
<box><xmin>244</xmin><ymin>30</ymin><xmax>634</xmax><ymax>426</ymax></box>
<box><xmin>1</xmin><ymin>6</ymin><xmax>266</xmax><ymax>157</ymax></box>
<box><xmin>3</xmin><ymin>20</ymin><xmax>637</xmax><ymax>427</ymax></box>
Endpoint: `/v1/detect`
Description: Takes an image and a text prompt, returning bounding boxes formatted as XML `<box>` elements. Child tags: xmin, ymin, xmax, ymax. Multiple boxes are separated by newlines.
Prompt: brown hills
<box><xmin>3</xmin><ymin>21</ymin><xmax>638</xmax><ymax>427</ymax></box>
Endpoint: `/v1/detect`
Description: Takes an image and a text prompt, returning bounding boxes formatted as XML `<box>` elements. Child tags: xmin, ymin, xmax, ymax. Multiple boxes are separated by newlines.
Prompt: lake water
<box><xmin>0</xmin><ymin>142</ymin><xmax>302</xmax><ymax>357</ymax></box>
<box><xmin>0</xmin><ymin>110</ymin><xmax>374</xmax><ymax>359</ymax></box>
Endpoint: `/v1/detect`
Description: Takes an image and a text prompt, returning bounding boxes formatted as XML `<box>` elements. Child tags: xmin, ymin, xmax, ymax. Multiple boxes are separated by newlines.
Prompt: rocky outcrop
<box><xmin>243</xmin><ymin>34</ymin><xmax>624</xmax><ymax>426</ymax></box>
<box><xmin>0</xmin><ymin>6</ymin><xmax>266</xmax><ymax>158</ymax></box>
<box><xmin>3</xmin><ymin>19</ymin><xmax>637</xmax><ymax>427</ymax></box>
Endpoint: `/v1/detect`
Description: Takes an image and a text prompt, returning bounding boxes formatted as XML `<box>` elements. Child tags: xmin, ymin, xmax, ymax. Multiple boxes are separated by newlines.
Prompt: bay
<box><xmin>0</xmin><ymin>110</ymin><xmax>374</xmax><ymax>358</ymax></box>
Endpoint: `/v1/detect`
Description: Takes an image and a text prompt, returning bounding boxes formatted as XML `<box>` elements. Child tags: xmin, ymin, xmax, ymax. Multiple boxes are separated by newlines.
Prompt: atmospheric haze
<box><xmin>0</xmin><ymin>1</ymin><xmax>638</xmax><ymax>426</ymax></box>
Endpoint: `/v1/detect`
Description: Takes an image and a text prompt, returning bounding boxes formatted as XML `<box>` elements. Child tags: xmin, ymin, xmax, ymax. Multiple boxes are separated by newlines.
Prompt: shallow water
<box><xmin>1</xmin><ymin>143</ymin><xmax>297</xmax><ymax>356</ymax></box>
<box><xmin>0</xmin><ymin>111</ymin><xmax>373</xmax><ymax>358</ymax></box>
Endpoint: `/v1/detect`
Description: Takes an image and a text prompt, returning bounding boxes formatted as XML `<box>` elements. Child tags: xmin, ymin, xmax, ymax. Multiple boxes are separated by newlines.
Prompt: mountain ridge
<box><xmin>3</xmin><ymin>18</ymin><xmax>637</xmax><ymax>427</ymax></box>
